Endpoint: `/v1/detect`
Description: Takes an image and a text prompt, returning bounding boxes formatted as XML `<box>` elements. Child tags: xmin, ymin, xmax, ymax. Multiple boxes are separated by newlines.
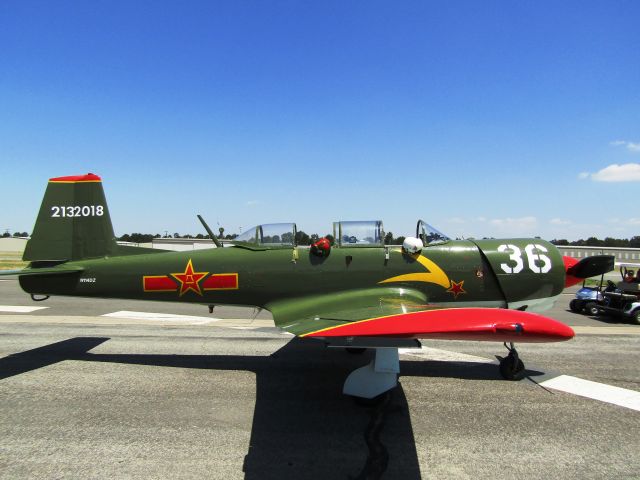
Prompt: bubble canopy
<box><xmin>333</xmin><ymin>221</ymin><xmax>384</xmax><ymax>246</ymax></box>
<box><xmin>230</xmin><ymin>220</ymin><xmax>449</xmax><ymax>248</ymax></box>
<box><xmin>417</xmin><ymin>220</ymin><xmax>450</xmax><ymax>245</ymax></box>
<box><xmin>234</xmin><ymin>223</ymin><xmax>297</xmax><ymax>246</ymax></box>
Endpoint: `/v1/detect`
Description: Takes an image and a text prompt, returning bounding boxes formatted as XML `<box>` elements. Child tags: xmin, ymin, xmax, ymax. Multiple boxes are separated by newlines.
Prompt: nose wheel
<box><xmin>499</xmin><ymin>342</ymin><xmax>526</xmax><ymax>381</ymax></box>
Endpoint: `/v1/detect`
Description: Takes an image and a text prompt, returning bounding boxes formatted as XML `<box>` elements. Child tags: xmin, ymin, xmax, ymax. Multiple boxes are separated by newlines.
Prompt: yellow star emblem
<box><xmin>171</xmin><ymin>259</ymin><xmax>208</xmax><ymax>296</ymax></box>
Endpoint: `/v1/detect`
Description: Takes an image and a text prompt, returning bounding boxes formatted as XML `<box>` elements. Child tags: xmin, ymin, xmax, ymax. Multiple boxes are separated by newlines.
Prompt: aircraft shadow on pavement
<box><xmin>1</xmin><ymin>336</ymin><xmax>421</xmax><ymax>479</ymax></box>
<box><xmin>0</xmin><ymin>336</ymin><xmax>110</xmax><ymax>381</ymax></box>
<box><xmin>0</xmin><ymin>336</ymin><xmax>547</xmax><ymax>479</ymax></box>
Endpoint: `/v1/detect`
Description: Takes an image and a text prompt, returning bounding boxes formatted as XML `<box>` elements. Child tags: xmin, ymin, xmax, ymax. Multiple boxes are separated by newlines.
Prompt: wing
<box><xmin>267</xmin><ymin>288</ymin><xmax>574</xmax><ymax>344</ymax></box>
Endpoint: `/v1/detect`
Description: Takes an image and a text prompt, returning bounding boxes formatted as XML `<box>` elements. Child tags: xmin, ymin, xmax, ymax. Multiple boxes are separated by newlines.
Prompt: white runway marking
<box><xmin>401</xmin><ymin>346</ymin><xmax>640</xmax><ymax>411</ymax></box>
<box><xmin>0</xmin><ymin>305</ymin><xmax>49</xmax><ymax>313</ymax></box>
<box><xmin>102</xmin><ymin>311</ymin><xmax>219</xmax><ymax>325</ymax></box>
<box><xmin>540</xmin><ymin>375</ymin><xmax>640</xmax><ymax>412</ymax></box>
<box><xmin>400</xmin><ymin>346</ymin><xmax>494</xmax><ymax>363</ymax></box>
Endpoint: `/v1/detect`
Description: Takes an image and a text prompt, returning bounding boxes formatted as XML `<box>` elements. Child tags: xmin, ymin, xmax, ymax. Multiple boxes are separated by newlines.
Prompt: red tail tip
<box><xmin>49</xmin><ymin>173</ymin><xmax>101</xmax><ymax>183</ymax></box>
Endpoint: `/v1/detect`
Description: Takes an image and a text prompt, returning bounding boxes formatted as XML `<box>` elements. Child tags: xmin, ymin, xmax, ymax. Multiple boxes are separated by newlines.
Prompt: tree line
<box><xmin>117</xmin><ymin>231</ymin><xmax>408</xmax><ymax>245</ymax></box>
<box><xmin>3</xmin><ymin>230</ymin><xmax>637</xmax><ymax>248</ymax></box>
<box><xmin>550</xmin><ymin>236</ymin><xmax>640</xmax><ymax>248</ymax></box>
<box><xmin>116</xmin><ymin>232</ymin><xmax>639</xmax><ymax>248</ymax></box>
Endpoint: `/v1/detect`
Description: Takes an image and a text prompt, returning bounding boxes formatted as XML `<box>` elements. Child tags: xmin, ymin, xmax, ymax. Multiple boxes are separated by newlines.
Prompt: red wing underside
<box><xmin>302</xmin><ymin>307</ymin><xmax>574</xmax><ymax>343</ymax></box>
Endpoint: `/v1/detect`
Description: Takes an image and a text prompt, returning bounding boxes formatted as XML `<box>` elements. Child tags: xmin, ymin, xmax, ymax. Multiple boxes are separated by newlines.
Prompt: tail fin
<box><xmin>23</xmin><ymin>174</ymin><xmax>118</xmax><ymax>262</ymax></box>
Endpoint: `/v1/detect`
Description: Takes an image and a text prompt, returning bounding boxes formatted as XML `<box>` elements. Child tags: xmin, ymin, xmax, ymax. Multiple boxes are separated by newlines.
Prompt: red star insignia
<box><xmin>446</xmin><ymin>280</ymin><xmax>466</xmax><ymax>299</ymax></box>
<box><xmin>171</xmin><ymin>259</ymin><xmax>208</xmax><ymax>296</ymax></box>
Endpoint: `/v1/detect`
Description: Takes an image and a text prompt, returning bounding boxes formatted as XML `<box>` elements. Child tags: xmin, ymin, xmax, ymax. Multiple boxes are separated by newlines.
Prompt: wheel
<box><xmin>632</xmin><ymin>310</ymin><xmax>640</xmax><ymax>326</ymax></box>
<box><xmin>584</xmin><ymin>302</ymin><xmax>599</xmax><ymax>316</ymax></box>
<box><xmin>569</xmin><ymin>299</ymin><xmax>583</xmax><ymax>313</ymax></box>
<box><xmin>346</xmin><ymin>347</ymin><xmax>367</xmax><ymax>354</ymax></box>
<box><xmin>499</xmin><ymin>355</ymin><xmax>526</xmax><ymax>381</ymax></box>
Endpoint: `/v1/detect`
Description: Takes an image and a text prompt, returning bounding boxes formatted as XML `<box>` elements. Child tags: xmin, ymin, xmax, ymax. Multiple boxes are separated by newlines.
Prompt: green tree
<box><xmin>295</xmin><ymin>230</ymin><xmax>311</xmax><ymax>245</ymax></box>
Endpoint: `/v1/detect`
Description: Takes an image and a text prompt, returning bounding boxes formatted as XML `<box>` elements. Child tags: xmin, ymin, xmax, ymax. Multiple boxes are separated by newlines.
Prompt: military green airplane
<box><xmin>3</xmin><ymin>174</ymin><xmax>614</xmax><ymax>398</ymax></box>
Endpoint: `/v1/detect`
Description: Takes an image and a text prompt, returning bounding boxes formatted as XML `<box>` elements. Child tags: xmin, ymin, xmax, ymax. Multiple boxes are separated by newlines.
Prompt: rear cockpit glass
<box><xmin>234</xmin><ymin>223</ymin><xmax>297</xmax><ymax>246</ymax></box>
<box><xmin>417</xmin><ymin>220</ymin><xmax>450</xmax><ymax>246</ymax></box>
<box><xmin>333</xmin><ymin>221</ymin><xmax>384</xmax><ymax>247</ymax></box>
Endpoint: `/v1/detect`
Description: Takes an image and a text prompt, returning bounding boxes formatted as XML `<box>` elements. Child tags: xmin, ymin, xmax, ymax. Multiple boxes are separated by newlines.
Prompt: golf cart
<box><xmin>569</xmin><ymin>275</ymin><xmax>617</xmax><ymax>316</ymax></box>
<box><xmin>597</xmin><ymin>263</ymin><xmax>640</xmax><ymax>324</ymax></box>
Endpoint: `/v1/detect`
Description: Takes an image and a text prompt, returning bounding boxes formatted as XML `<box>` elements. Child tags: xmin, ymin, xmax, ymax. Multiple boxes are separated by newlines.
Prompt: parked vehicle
<box><xmin>597</xmin><ymin>264</ymin><xmax>640</xmax><ymax>324</ymax></box>
<box><xmin>569</xmin><ymin>280</ymin><xmax>616</xmax><ymax>316</ymax></box>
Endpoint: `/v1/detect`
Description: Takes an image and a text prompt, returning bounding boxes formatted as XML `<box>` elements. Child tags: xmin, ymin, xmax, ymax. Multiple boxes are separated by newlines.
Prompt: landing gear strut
<box><xmin>344</xmin><ymin>348</ymin><xmax>399</xmax><ymax>399</ymax></box>
<box><xmin>499</xmin><ymin>342</ymin><xmax>526</xmax><ymax>381</ymax></box>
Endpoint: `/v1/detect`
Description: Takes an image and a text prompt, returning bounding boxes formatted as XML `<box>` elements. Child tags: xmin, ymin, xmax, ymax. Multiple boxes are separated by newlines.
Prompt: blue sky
<box><xmin>1</xmin><ymin>1</ymin><xmax>639</xmax><ymax>240</ymax></box>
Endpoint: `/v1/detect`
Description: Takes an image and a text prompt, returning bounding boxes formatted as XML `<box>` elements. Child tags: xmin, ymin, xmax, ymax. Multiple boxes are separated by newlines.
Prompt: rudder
<box><xmin>23</xmin><ymin>173</ymin><xmax>118</xmax><ymax>261</ymax></box>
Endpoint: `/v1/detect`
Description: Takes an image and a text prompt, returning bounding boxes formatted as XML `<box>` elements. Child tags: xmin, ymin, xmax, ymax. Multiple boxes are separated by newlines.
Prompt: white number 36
<box><xmin>498</xmin><ymin>244</ymin><xmax>552</xmax><ymax>274</ymax></box>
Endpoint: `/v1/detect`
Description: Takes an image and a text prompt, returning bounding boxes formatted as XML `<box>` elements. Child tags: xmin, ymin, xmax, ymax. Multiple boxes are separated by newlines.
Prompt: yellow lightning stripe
<box><xmin>378</xmin><ymin>254</ymin><xmax>450</xmax><ymax>288</ymax></box>
<box><xmin>300</xmin><ymin>306</ymin><xmax>447</xmax><ymax>337</ymax></box>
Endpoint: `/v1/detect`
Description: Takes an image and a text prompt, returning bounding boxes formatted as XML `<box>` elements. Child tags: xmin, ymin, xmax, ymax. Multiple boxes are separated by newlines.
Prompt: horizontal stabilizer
<box><xmin>566</xmin><ymin>255</ymin><xmax>615</xmax><ymax>278</ymax></box>
<box><xmin>302</xmin><ymin>307</ymin><xmax>575</xmax><ymax>343</ymax></box>
<box><xmin>0</xmin><ymin>265</ymin><xmax>84</xmax><ymax>277</ymax></box>
<box><xmin>564</xmin><ymin>255</ymin><xmax>615</xmax><ymax>287</ymax></box>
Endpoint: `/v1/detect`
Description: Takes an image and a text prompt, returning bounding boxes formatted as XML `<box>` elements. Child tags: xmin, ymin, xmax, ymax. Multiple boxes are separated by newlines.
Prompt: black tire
<box><xmin>584</xmin><ymin>302</ymin><xmax>599</xmax><ymax>316</ymax></box>
<box><xmin>569</xmin><ymin>299</ymin><xmax>583</xmax><ymax>313</ymax></box>
<box><xmin>632</xmin><ymin>310</ymin><xmax>640</xmax><ymax>326</ymax></box>
<box><xmin>499</xmin><ymin>356</ymin><xmax>526</xmax><ymax>381</ymax></box>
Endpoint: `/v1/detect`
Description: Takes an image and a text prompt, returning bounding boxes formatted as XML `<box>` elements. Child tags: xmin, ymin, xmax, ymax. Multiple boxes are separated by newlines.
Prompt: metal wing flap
<box><xmin>266</xmin><ymin>287</ymin><xmax>428</xmax><ymax>337</ymax></box>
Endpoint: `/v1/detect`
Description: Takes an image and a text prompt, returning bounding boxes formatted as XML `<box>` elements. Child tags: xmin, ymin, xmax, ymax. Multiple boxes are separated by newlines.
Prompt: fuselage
<box><xmin>19</xmin><ymin>238</ymin><xmax>566</xmax><ymax>314</ymax></box>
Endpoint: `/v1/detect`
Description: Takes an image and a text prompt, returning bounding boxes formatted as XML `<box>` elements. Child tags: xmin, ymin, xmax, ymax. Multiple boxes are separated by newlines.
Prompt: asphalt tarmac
<box><xmin>1</xmin><ymin>278</ymin><xmax>639</xmax><ymax>479</ymax></box>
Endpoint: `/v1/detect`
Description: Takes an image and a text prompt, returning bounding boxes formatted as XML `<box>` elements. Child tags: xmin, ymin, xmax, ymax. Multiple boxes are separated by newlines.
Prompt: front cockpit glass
<box><xmin>234</xmin><ymin>223</ymin><xmax>297</xmax><ymax>246</ymax></box>
<box><xmin>333</xmin><ymin>221</ymin><xmax>384</xmax><ymax>247</ymax></box>
<box><xmin>417</xmin><ymin>220</ymin><xmax>450</xmax><ymax>246</ymax></box>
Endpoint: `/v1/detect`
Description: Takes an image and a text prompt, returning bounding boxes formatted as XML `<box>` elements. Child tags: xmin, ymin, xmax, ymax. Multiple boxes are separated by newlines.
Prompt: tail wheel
<box><xmin>584</xmin><ymin>302</ymin><xmax>599</xmax><ymax>316</ymax></box>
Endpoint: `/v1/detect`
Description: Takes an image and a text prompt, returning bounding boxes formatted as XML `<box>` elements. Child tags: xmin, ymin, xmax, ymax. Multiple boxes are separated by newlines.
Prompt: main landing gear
<box><xmin>499</xmin><ymin>342</ymin><xmax>526</xmax><ymax>381</ymax></box>
<box><xmin>343</xmin><ymin>342</ymin><xmax>527</xmax><ymax>399</ymax></box>
<box><xmin>343</xmin><ymin>348</ymin><xmax>400</xmax><ymax>399</ymax></box>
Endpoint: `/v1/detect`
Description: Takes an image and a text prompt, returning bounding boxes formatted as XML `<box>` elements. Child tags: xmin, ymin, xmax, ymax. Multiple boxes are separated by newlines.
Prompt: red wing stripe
<box><xmin>202</xmin><ymin>274</ymin><xmax>238</xmax><ymax>290</ymax></box>
<box><xmin>303</xmin><ymin>308</ymin><xmax>574</xmax><ymax>343</ymax></box>
<box><xmin>143</xmin><ymin>275</ymin><xmax>177</xmax><ymax>292</ymax></box>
